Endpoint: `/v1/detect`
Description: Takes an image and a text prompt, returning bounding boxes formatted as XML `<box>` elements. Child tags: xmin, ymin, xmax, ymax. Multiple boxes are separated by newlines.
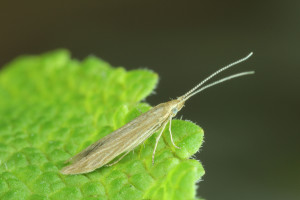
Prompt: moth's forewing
<box><xmin>60</xmin><ymin>102</ymin><xmax>173</xmax><ymax>175</ymax></box>
<box><xmin>64</xmin><ymin>136</ymin><xmax>110</xmax><ymax>164</ymax></box>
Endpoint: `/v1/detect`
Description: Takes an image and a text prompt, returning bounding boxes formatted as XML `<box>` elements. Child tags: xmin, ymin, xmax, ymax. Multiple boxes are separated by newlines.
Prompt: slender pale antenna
<box><xmin>182</xmin><ymin>71</ymin><xmax>254</xmax><ymax>101</ymax></box>
<box><xmin>183</xmin><ymin>52</ymin><xmax>253</xmax><ymax>99</ymax></box>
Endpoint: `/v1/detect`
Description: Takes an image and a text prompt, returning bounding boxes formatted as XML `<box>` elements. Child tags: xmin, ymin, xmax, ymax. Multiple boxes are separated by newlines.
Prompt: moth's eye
<box><xmin>172</xmin><ymin>107</ymin><xmax>178</xmax><ymax>115</ymax></box>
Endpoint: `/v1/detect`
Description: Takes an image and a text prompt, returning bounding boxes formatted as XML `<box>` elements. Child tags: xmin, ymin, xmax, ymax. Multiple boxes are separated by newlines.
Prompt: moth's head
<box><xmin>168</xmin><ymin>98</ymin><xmax>185</xmax><ymax>117</ymax></box>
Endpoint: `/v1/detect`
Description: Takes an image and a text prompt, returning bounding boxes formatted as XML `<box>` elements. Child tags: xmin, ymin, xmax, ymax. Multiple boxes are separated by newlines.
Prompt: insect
<box><xmin>60</xmin><ymin>53</ymin><xmax>254</xmax><ymax>175</ymax></box>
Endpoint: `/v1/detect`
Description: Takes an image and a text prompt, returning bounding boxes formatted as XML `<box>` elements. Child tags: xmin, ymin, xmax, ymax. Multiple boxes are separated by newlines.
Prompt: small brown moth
<box><xmin>61</xmin><ymin>53</ymin><xmax>254</xmax><ymax>175</ymax></box>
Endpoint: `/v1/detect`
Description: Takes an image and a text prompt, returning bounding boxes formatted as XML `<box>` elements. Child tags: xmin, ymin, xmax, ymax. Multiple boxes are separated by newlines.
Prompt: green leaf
<box><xmin>0</xmin><ymin>50</ymin><xmax>205</xmax><ymax>200</ymax></box>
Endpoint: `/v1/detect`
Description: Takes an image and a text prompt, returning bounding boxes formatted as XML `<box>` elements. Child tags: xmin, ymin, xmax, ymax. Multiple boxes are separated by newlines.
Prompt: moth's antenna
<box><xmin>183</xmin><ymin>71</ymin><xmax>254</xmax><ymax>101</ymax></box>
<box><xmin>182</xmin><ymin>52</ymin><xmax>253</xmax><ymax>99</ymax></box>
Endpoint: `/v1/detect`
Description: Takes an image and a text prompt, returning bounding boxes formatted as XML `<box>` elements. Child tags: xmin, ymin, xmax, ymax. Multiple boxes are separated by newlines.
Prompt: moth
<box><xmin>61</xmin><ymin>53</ymin><xmax>254</xmax><ymax>175</ymax></box>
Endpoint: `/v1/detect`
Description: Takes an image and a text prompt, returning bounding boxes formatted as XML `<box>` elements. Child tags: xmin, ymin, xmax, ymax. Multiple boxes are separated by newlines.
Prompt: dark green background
<box><xmin>0</xmin><ymin>1</ymin><xmax>299</xmax><ymax>200</ymax></box>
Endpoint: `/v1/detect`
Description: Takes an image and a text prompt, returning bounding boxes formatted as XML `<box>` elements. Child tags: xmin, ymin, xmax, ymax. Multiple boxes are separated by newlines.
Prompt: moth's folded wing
<box><xmin>64</xmin><ymin>137</ymin><xmax>107</xmax><ymax>164</ymax></box>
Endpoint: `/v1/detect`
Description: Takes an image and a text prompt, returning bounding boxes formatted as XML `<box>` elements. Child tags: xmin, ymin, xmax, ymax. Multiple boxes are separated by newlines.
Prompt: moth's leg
<box><xmin>152</xmin><ymin>122</ymin><xmax>168</xmax><ymax>165</ymax></box>
<box><xmin>106</xmin><ymin>151</ymin><xmax>131</xmax><ymax>167</ymax></box>
<box><xmin>168</xmin><ymin>117</ymin><xmax>180</xmax><ymax>149</ymax></box>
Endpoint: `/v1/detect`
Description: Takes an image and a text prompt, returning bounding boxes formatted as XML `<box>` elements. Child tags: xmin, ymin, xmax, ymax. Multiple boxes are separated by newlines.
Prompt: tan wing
<box><xmin>60</xmin><ymin>103</ymin><xmax>171</xmax><ymax>174</ymax></box>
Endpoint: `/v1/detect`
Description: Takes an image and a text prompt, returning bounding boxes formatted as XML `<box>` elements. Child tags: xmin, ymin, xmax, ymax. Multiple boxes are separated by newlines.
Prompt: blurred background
<box><xmin>0</xmin><ymin>1</ymin><xmax>299</xmax><ymax>199</ymax></box>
